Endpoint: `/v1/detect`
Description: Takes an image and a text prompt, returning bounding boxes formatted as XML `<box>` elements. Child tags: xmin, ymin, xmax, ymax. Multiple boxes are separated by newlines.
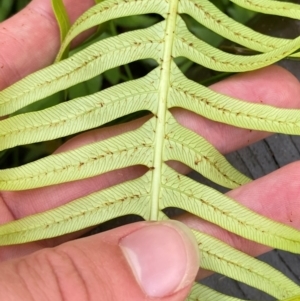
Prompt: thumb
<box><xmin>0</xmin><ymin>221</ymin><xmax>199</xmax><ymax>301</ymax></box>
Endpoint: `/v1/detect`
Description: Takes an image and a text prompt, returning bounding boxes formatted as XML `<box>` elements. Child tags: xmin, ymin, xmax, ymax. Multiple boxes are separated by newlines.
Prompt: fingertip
<box><xmin>119</xmin><ymin>221</ymin><xmax>199</xmax><ymax>298</ymax></box>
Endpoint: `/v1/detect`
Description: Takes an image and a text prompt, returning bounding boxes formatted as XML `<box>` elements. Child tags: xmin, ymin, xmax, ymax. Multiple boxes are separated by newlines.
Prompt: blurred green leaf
<box><xmin>0</xmin><ymin>150</ymin><xmax>7</xmax><ymax>161</ymax></box>
<box><xmin>104</xmin><ymin>67</ymin><xmax>121</xmax><ymax>85</ymax></box>
<box><xmin>182</xmin><ymin>15</ymin><xmax>223</xmax><ymax>47</ymax></box>
<box><xmin>15</xmin><ymin>0</ymin><xmax>30</xmax><ymax>12</ymax></box>
<box><xmin>51</xmin><ymin>0</ymin><xmax>71</xmax><ymax>60</ymax></box>
<box><xmin>210</xmin><ymin>0</ymin><xmax>229</xmax><ymax>12</ymax></box>
<box><xmin>23</xmin><ymin>139</ymin><xmax>63</xmax><ymax>163</ymax></box>
<box><xmin>68</xmin><ymin>75</ymin><xmax>103</xmax><ymax>99</ymax></box>
<box><xmin>114</xmin><ymin>15</ymin><xmax>159</xmax><ymax>29</ymax></box>
<box><xmin>0</xmin><ymin>1</ymin><xmax>14</xmax><ymax>22</ymax></box>
<box><xmin>51</xmin><ymin>0</ymin><xmax>71</xmax><ymax>42</ymax></box>
<box><xmin>11</xmin><ymin>92</ymin><xmax>65</xmax><ymax>116</ymax></box>
<box><xmin>228</xmin><ymin>4</ymin><xmax>256</xmax><ymax>23</ymax></box>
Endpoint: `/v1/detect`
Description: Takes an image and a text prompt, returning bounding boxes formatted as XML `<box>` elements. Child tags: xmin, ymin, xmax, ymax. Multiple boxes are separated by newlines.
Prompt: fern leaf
<box><xmin>169</xmin><ymin>63</ymin><xmax>300</xmax><ymax>134</ymax></box>
<box><xmin>164</xmin><ymin>113</ymin><xmax>251</xmax><ymax>188</ymax></box>
<box><xmin>56</xmin><ymin>0</ymin><xmax>168</xmax><ymax>61</ymax></box>
<box><xmin>0</xmin><ymin>119</ymin><xmax>155</xmax><ymax>190</ymax></box>
<box><xmin>180</xmin><ymin>0</ymin><xmax>300</xmax><ymax>57</ymax></box>
<box><xmin>0</xmin><ymin>22</ymin><xmax>164</xmax><ymax>116</ymax></box>
<box><xmin>231</xmin><ymin>0</ymin><xmax>300</xmax><ymax>20</ymax></box>
<box><xmin>0</xmin><ymin>68</ymin><xmax>159</xmax><ymax>150</ymax></box>
<box><xmin>192</xmin><ymin>230</ymin><xmax>300</xmax><ymax>299</ymax></box>
<box><xmin>0</xmin><ymin>173</ymin><xmax>152</xmax><ymax>245</ymax></box>
<box><xmin>281</xmin><ymin>296</ymin><xmax>300</xmax><ymax>301</ymax></box>
<box><xmin>161</xmin><ymin>166</ymin><xmax>300</xmax><ymax>253</ymax></box>
<box><xmin>174</xmin><ymin>17</ymin><xmax>300</xmax><ymax>72</ymax></box>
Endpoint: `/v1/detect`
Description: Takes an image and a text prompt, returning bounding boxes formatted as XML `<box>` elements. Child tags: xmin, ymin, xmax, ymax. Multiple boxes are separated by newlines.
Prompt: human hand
<box><xmin>1</xmin><ymin>0</ymin><xmax>300</xmax><ymax>300</ymax></box>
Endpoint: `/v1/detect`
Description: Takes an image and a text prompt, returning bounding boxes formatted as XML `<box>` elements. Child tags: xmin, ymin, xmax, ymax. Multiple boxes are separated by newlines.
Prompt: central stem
<box><xmin>150</xmin><ymin>0</ymin><xmax>178</xmax><ymax>220</ymax></box>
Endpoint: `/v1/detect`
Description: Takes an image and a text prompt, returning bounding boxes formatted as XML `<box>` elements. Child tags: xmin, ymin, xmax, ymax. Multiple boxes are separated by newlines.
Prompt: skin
<box><xmin>0</xmin><ymin>0</ymin><xmax>300</xmax><ymax>300</ymax></box>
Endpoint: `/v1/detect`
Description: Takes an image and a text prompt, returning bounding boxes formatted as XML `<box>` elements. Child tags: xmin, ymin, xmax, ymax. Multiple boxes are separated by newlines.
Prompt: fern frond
<box><xmin>1</xmin><ymin>0</ymin><xmax>300</xmax><ymax>300</ymax></box>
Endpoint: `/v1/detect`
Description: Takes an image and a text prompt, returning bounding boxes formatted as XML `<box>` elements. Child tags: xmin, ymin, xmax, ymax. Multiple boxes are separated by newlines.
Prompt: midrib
<box><xmin>150</xmin><ymin>0</ymin><xmax>179</xmax><ymax>220</ymax></box>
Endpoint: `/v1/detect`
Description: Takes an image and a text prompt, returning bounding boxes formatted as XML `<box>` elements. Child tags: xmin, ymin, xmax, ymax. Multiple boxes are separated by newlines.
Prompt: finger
<box><xmin>176</xmin><ymin>161</ymin><xmax>300</xmax><ymax>279</ymax></box>
<box><xmin>0</xmin><ymin>221</ymin><xmax>199</xmax><ymax>301</ymax></box>
<box><xmin>0</xmin><ymin>0</ymin><xmax>95</xmax><ymax>90</ymax></box>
